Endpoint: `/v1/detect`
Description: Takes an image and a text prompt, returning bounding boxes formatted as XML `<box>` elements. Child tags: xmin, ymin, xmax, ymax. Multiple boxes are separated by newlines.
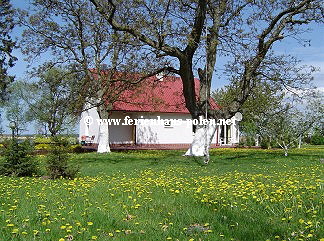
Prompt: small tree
<box><xmin>24</xmin><ymin>68</ymin><xmax>78</xmax><ymax>136</ymax></box>
<box><xmin>213</xmin><ymin>81</ymin><xmax>286</xmax><ymax>147</ymax></box>
<box><xmin>46</xmin><ymin>136</ymin><xmax>79</xmax><ymax>179</ymax></box>
<box><xmin>0</xmin><ymin>139</ymin><xmax>38</xmax><ymax>177</ymax></box>
<box><xmin>4</xmin><ymin>82</ymin><xmax>29</xmax><ymax>135</ymax></box>
<box><xmin>262</xmin><ymin>97</ymin><xmax>323</xmax><ymax>156</ymax></box>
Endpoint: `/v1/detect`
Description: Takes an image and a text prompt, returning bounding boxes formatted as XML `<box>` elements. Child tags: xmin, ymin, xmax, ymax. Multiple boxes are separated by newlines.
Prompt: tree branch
<box><xmin>89</xmin><ymin>0</ymin><xmax>182</xmax><ymax>58</ymax></box>
<box><xmin>184</xmin><ymin>0</ymin><xmax>207</xmax><ymax>56</ymax></box>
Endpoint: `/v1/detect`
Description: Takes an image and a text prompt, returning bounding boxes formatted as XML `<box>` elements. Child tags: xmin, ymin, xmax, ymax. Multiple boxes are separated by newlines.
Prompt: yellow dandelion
<box><xmin>87</xmin><ymin>222</ymin><xmax>93</xmax><ymax>226</ymax></box>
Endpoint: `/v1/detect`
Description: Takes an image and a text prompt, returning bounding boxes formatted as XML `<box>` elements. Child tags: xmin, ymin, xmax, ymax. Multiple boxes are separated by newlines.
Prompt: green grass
<box><xmin>0</xmin><ymin>146</ymin><xmax>323</xmax><ymax>241</ymax></box>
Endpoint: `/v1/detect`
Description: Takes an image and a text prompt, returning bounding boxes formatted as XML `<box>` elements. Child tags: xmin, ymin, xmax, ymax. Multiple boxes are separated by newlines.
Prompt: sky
<box><xmin>1</xmin><ymin>0</ymin><xmax>324</xmax><ymax>134</ymax></box>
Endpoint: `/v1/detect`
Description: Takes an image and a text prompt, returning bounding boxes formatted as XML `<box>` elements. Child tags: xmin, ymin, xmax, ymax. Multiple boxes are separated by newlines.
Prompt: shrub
<box><xmin>260</xmin><ymin>137</ymin><xmax>271</xmax><ymax>149</ymax></box>
<box><xmin>0</xmin><ymin>139</ymin><xmax>39</xmax><ymax>177</ymax></box>
<box><xmin>246</xmin><ymin>136</ymin><xmax>255</xmax><ymax>147</ymax></box>
<box><xmin>34</xmin><ymin>143</ymin><xmax>52</xmax><ymax>150</ymax></box>
<box><xmin>34</xmin><ymin>136</ymin><xmax>52</xmax><ymax>144</ymax></box>
<box><xmin>34</xmin><ymin>136</ymin><xmax>79</xmax><ymax>151</ymax></box>
<box><xmin>46</xmin><ymin>137</ymin><xmax>79</xmax><ymax>179</ymax></box>
<box><xmin>310</xmin><ymin>134</ymin><xmax>324</xmax><ymax>145</ymax></box>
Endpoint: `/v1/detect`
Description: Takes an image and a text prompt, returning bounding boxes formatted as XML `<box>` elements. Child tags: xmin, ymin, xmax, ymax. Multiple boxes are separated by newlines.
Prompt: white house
<box><xmin>79</xmin><ymin>75</ymin><xmax>240</xmax><ymax>148</ymax></box>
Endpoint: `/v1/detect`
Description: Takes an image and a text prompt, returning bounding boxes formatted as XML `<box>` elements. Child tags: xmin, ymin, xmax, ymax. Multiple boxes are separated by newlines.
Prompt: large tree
<box><xmin>0</xmin><ymin>0</ymin><xmax>16</xmax><ymax>102</ymax></box>
<box><xmin>18</xmin><ymin>0</ymin><xmax>170</xmax><ymax>152</ymax></box>
<box><xmin>89</xmin><ymin>0</ymin><xmax>323</xmax><ymax>157</ymax></box>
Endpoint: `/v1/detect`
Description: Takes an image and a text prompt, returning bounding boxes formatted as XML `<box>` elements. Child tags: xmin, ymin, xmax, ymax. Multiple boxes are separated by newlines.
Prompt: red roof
<box><xmin>111</xmin><ymin>75</ymin><xmax>219</xmax><ymax>114</ymax></box>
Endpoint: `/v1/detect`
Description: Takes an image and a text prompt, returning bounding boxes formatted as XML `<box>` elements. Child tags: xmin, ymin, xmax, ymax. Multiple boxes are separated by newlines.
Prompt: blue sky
<box><xmin>1</xmin><ymin>0</ymin><xmax>324</xmax><ymax>134</ymax></box>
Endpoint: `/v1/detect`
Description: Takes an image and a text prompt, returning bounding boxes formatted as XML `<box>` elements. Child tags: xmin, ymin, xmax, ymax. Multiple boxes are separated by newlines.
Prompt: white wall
<box><xmin>134</xmin><ymin>113</ymin><xmax>194</xmax><ymax>144</ymax></box>
<box><xmin>109</xmin><ymin>112</ymin><xmax>134</xmax><ymax>144</ymax></box>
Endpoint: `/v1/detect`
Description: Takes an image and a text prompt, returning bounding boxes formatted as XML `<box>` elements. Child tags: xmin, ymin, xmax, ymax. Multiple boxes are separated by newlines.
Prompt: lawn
<box><xmin>0</xmin><ymin>147</ymin><xmax>323</xmax><ymax>241</ymax></box>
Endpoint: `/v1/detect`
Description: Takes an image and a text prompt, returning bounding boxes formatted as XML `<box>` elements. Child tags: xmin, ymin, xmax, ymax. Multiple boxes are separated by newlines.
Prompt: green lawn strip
<box><xmin>0</xmin><ymin>146</ymin><xmax>322</xmax><ymax>240</ymax></box>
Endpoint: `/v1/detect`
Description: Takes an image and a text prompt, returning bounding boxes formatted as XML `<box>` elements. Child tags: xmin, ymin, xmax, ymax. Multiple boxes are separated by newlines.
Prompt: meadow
<box><xmin>0</xmin><ymin>147</ymin><xmax>323</xmax><ymax>241</ymax></box>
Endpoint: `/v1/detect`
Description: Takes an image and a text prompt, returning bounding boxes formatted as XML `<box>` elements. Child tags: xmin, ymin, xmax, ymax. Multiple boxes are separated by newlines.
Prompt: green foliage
<box><xmin>245</xmin><ymin>136</ymin><xmax>255</xmax><ymax>147</ymax></box>
<box><xmin>4</xmin><ymin>82</ymin><xmax>29</xmax><ymax>135</ymax></box>
<box><xmin>34</xmin><ymin>137</ymin><xmax>53</xmax><ymax>151</ymax></box>
<box><xmin>23</xmin><ymin>68</ymin><xmax>78</xmax><ymax>136</ymax></box>
<box><xmin>310</xmin><ymin>134</ymin><xmax>324</xmax><ymax>145</ymax></box>
<box><xmin>34</xmin><ymin>136</ymin><xmax>52</xmax><ymax>143</ymax></box>
<box><xmin>238</xmin><ymin>136</ymin><xmax>255</xmax><ymax>147</ymax></box>
<box><xmin>46</xmin><ymin>137</ymin><xmax>79</xmax><ymax>179</ymax></box>
<box><xmin>0</xmin><ymin>0</ymin><xmax>17</xmax><ymax>101</ymax></box>
<box><xmin>34</xmin><ymin>143</ymin><xmax>52</xmax><ymax>151</ymax></box>
<box><xmin>34</xmin><ymin>136</ymin><xmax>79</xmax><ymax>151</ymax></box>
<box><xmin>260</xmin><ymin>136</ymin><xmax>278</xmax><ymax>149</ymax></box>
<box><xmin>0</xmin><ymin>139</ymin><xmax>38</xmax><ymax>176</ymax></box>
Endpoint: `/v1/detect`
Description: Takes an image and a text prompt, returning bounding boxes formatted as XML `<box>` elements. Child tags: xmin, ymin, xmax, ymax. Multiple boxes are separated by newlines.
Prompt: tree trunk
<box><xmin>184</xmin><ymin>117</ymin><xmax>217</xmax><ymax>156</ymax></box>
<box><xmin>298</xmin><ymin>135</ymin><xmax>302</xmax><ymax>148</ymax></box>
<box><xmin>97</xmin><ymin>106</ymin><xmax>111</xmax><ymax>153</ymax></box>
<box><xmin>255</xmin><ymin>135</ymin><xmax>259</xmax><ymax>147</ymax></box>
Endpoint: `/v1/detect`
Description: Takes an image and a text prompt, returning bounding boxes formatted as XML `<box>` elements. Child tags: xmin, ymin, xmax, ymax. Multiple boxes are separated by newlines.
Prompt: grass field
<box><xmin>0</xmin><ymin>147</ymin><xmax>323</xmax><ymax>241</ymax></box>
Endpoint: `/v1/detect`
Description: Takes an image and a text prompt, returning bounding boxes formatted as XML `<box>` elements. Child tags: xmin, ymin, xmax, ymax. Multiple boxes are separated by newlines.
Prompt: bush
<box><xmin>34</xmin><ymin>143</ymin><xmax>52</xmax><ymax>150</ymax></box>
<box><xmin>246</xmin><ymin>136</ymin><xmax>255</xmax><ymax>147</ymax></box>
<box><xmin>260</xmin><ymin>137</ymin><xmax>271</xmax><ymax>149</ymax></box>
<box><xmin>0</xmin><ymin>139</ymin><xmax>39</xmax><ymax>177</ymax></box>
<box><xmin>46</xmin><ymin>137</ymin><xmax>79</xmax><ymax>179</ymax></box>
<box><xmin>310</xmin><ymin>134</ymin><xmax>324</xmax><ymax>145</ymax></box>
<box><xmin>34</xmin><ymin>136</ymin><xmax>52</xmax><ymax>144</ymax></box>
<box><xmin>34</xmin><ymin>136</ymin><xmax>79</xmax><ymax>151</ymax></box>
